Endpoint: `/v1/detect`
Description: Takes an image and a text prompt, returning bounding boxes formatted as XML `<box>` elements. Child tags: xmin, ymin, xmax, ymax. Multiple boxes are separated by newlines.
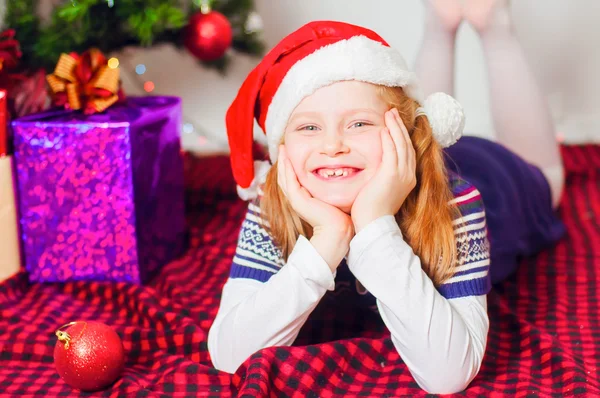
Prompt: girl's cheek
<box><xmin>348</xmin><ymin>130</ymin><xmax>383</xmax><ymax>159</ymax></box>
<box><xmin>349</xmin><ymin>128</ymin><xmax>381</xmax><ymax>142</ymax></box>
<box><xmin>288</xmin><ymin>135</ymin><xmax>321</xmax><ymax>157</ymax></box>
<box><xmin>283</xmin><ymin>139</ymin><xmax>313</xmax><ymax>175</ymax></box>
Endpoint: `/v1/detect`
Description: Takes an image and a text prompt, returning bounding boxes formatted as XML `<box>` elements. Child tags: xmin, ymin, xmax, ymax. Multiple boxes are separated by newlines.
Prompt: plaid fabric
<box><xmin>0</xmin><ymin>145</ymin><xmax>599</xmax><ymax>397</ymax></box>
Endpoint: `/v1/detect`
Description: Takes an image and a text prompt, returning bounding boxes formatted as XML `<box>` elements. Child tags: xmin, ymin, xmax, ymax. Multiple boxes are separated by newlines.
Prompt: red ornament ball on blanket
<box><xmin>53</xmin><ymin>321</ymin><xmax>125</xmax><ymax>392</ymax></box>
<box><xmin>184</xmin><ymin>10</ymin><xmax>233</xmax><ymax>61</ymax></box>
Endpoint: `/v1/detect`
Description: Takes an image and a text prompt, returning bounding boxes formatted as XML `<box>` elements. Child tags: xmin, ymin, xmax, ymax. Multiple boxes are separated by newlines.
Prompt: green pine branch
<box><xmin>4</xmin><ymin>0</ymin><xmax>264</xmax><ymax>73</ymax></box>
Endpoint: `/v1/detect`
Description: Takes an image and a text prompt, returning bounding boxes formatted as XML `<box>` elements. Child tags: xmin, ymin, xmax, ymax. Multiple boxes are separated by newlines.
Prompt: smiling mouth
<box><xmin>313</xmin><ymin>167</ymin><xmax>362</xmax><ymax>181</ymax></box>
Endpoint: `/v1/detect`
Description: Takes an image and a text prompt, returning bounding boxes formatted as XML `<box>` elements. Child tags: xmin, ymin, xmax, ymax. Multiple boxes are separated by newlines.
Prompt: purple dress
<box><xmin>443</xmin><ymin>136</ymin><xmax>566</xmax><ymax>283</ymax></box>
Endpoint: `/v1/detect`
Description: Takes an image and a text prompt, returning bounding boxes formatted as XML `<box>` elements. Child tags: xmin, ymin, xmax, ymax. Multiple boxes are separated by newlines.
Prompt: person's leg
<box><xmin>414</xmin><ymin>0</ymin><xmax>463</xmax><ymax>97</ymax></box>
<box><xmin>464</xmin><ymin>0</ymin><xmax>564</xmax><ymax>208</ymax></box>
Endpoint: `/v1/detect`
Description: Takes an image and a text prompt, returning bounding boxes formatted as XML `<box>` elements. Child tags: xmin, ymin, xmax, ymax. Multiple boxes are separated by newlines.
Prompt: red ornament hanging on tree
<box><xmin>54</xmin><ymin>321</ymin><xmax>125</xmax><ymax>392</ymax></box>
<box><xmin>184</xmin><ymin>9</ymin><xmax>233</xmax><ymax>62</ymax></box>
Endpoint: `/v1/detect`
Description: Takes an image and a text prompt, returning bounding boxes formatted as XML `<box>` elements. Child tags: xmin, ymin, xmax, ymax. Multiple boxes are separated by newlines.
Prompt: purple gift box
<box><xmin>11</xmin><ymin>96</ymin><xmax>186</xmax><ymax>283</ymax></box>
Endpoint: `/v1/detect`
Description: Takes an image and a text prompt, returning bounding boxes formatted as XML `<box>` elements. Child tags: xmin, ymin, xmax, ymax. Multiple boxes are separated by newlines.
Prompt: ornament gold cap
<box><xmin>55</xmin><ymin>321</ymin><xmax>87</xmax><ymax>350</ymax></box>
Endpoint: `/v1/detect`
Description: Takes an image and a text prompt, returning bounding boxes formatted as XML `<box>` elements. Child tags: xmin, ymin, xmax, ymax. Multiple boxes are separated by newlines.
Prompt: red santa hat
<box><xmin>226</xmin><ymin>21</ymin><xmax>465</xmax><ymax>200</ymax></box>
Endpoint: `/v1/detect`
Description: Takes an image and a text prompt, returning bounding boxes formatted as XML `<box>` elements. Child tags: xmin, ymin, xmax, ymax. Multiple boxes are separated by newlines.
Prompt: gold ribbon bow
<box><xmin>46</xmin><ymin>48</ymin><xmax>121</xmax><ymax>114</ymax></box>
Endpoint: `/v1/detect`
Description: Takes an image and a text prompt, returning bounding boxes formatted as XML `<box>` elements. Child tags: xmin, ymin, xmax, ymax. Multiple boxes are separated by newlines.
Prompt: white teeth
<box><xmin>318</xmin><ymin>168</ymin><xmax>352</xmax><ymax>178</ymax></box>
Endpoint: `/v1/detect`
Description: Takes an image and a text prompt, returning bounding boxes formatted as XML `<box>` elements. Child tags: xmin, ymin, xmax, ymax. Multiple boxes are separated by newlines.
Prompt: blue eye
<box><xmin>351</xmin><ymin>121</ymin><xmax>370</xmax><ymax>128</ymax></box>
<box><xmin>299</xmin><ymin>125</ymin><xmax>319</xmax><ymax>131</ymax></box>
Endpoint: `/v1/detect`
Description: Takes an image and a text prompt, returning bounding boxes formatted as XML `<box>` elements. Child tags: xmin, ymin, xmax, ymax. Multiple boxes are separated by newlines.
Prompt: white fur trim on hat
<box><xmin>236</xmin><ymin>160</ymin><xmax>271</xmax><ymax>201</ymax></box>
<box><xmin>264</xmin><ymin>35</ymin><xmax>423</xmax><ymax>162</ymax></box>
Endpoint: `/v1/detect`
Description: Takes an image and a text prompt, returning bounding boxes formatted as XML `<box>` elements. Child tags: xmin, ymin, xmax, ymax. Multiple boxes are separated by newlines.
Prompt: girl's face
<box><xmin>283</xmin><ymin>81</ymin><xmax>388</xmax><ymax>213</ymax></box>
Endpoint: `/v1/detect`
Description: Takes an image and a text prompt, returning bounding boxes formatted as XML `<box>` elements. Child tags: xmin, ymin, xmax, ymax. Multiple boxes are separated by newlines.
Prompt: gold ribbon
<box><xmin>46</xmin><ymin>48</ymin><xmax>121</xmax><ymax>114</ymax></box>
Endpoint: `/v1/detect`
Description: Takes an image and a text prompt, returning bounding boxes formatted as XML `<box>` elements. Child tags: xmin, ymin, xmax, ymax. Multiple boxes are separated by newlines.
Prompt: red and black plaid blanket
<box><xmin>1</xmin><ymin>145</ymin><xmax>599</xmax><ymax>397</ymax></box>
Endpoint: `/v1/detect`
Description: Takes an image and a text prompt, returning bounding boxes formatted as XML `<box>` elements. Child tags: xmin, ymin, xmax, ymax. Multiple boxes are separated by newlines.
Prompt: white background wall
<box><xmin>3</xmin><ymin>1</ymin><xmax>600</xmax><ymax>152</ymax></box>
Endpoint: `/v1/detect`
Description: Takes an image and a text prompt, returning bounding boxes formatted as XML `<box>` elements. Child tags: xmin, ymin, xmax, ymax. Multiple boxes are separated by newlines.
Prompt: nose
<box><xmin>320</xmin><ymin>129</ymin><xmax>349</xmax><ymax>157</ymax></box>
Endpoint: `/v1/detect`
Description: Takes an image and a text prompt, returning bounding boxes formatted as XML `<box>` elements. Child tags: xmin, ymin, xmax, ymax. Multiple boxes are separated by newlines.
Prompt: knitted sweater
<box><xmin>208</xmin><ymin>172</ymin><xmax>491</xmax><ymax>394</ymax></box>
<box><xmin>230</xmin><ymin>171</ymin><xmax>491</xmax><ymax>300</ymax></box>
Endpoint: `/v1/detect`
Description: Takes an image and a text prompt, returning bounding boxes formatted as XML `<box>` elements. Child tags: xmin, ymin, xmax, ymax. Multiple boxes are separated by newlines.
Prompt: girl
<box><xmin>208</xmin><ymin>0</ymin><xmax>565</xmax><ymax>393</ymax></box>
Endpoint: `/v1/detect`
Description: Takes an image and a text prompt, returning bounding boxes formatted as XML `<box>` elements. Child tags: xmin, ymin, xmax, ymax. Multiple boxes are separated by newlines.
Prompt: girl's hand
<box><xmin>351</xmin><ymin>108</ymin><xmax>417</xmax><ymax>233</ymax></box>
<box><xmin>278</xmin><ymin>145</ymin><xmax>354</xmax><ymax>270</ymax></box>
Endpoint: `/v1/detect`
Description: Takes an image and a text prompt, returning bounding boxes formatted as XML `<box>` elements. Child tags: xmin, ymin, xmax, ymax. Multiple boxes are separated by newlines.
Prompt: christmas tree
<box><xmin>5</xmin><ymin>0</ymin><xmax>265</xmax><ymax>73</ymax></box>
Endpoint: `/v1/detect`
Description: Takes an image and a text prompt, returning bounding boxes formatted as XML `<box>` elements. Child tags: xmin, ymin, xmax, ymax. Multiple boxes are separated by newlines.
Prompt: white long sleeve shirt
<box><xmin>208</xmin><ymin>177</ymin><xmax>491</xmax><ymax>394</ymax></box>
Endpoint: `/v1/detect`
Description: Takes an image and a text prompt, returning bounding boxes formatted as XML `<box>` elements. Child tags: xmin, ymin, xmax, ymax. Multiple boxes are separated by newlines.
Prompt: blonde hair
<box><xmin>259</xmin><ymin>86</ymin><xmax>464</xmax><ymax>285</ymax></box>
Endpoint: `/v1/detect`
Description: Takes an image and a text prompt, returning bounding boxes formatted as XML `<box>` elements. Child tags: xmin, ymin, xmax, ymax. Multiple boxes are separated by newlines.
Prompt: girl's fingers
<box><xmin>279</xmin><ymin>145</ymin><xmax>312</xmax><ymax>201</ymax></box>
<box><xmin>277</xmin><ymin>146</ymin><xmax>288</xmax><ymax>196</ymax></box>
<box><xmin>277</xmin><ymin>145</ymin><xmax>326</xmax><ymax>228</ymax></box>
<box><xmin>283</xmin><ymin>156</ymin><xmax>312</xmax><ymax>205</ymax></box>
<box><xmin>380</xmin><ymin>127</ymin><xmax>398</xmax><ymax>169</ymax></box>
<box><xmin>284</xmin><ymin>157</ymin><xmax>315</xmax><ymax>219</ymax></box>
<box><xmin>385</xmin><ymin>110</ymin><xmax>406</xmax><ymax>165</ymax></box>
<box><xmin>284</xmin><ymin>157</ymin><xmax>299</xmax><ymax>195</ymax></box>
<box><xmin>391</xmin><ymin>108</ymin><xmax>416</xmax><ymax>171</ymax></box>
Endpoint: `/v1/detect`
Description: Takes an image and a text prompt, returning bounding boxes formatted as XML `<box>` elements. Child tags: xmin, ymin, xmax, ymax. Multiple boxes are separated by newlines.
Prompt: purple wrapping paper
<box><xmin>11</xmin><ymin>96</ymin><xmax>186</xmax><ymax>283</ymax></box>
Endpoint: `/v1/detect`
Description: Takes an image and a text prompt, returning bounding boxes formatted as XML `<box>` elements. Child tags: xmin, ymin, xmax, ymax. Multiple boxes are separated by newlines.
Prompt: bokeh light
<box><xmin>143</xmin><ymin>81</ymin><xmax>155</xmax><ymax>92</ymax></box>
<box><xmin>107</xmin><ymin>58</ymin><xmax>119</xmax><ymax>69</ymax></box>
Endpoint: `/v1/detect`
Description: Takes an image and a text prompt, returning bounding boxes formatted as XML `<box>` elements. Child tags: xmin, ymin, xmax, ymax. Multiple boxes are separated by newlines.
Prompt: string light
<box><xmin>143</xmin><ymin>81</ymin><xmax>155</xmax><ymax>92</ymax></box>
<box><xmin>245</xmin><ymin>12</ymin><xmax>263</xmax><ymax>34</ymax></box>
<box><xmin>107</xmin><ymin>0</ymin><xmax>114</xmax><ymax>7</ymax></box>
<box><xmin>107</xmin><ymin>57</ymin><xmax>119</xmax><ymax>69</ymax></box>
<box><xmin>193</xmin><ymin>0</ymin><xmax>211</xmax><ymax>14</ymax></box>
<box><xmin>135</xmin><ymin>64</ymin><xmax>146</xmax><ymax>75</ymax></box>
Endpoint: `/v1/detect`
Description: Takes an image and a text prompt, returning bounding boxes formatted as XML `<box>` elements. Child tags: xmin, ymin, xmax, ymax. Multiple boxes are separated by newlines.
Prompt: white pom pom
<box><xmin>421</xmin><ymin>92</ymin><xmax>465</xmax><ymax>148</ymax></box>
<box><xmin>236</xmin><ymin>160</ymin><xmax>272</xmax><ymax>201</ymax></box>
